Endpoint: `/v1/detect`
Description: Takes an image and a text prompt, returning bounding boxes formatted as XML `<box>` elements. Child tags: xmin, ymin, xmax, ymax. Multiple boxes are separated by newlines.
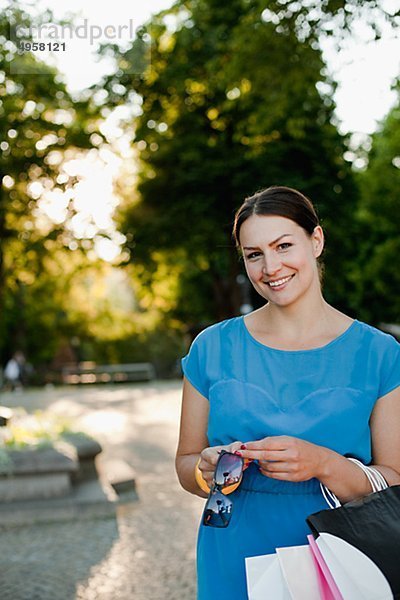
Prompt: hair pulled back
<box><xmin>233</xmin><ymin>186</ymin><xmax>320</xmax><ymax>246</ymax></box>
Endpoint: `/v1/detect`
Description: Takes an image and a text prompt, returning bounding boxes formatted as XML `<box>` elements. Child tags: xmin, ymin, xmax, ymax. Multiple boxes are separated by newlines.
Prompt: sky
<box><xmin>320</xmin><ymin>23</ymin><xmax>399</xmax><ymax>135</ymax></box>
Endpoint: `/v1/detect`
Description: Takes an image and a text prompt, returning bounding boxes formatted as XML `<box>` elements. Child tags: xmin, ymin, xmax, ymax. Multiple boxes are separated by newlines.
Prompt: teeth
<box><xmin>268</xmin><ymin>275</ymin><xmax>292</xmax><ymax>287</ymax></box>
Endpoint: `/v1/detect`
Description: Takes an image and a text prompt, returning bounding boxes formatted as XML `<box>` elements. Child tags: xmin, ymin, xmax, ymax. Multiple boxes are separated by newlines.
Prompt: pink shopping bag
<box><xmin>307</xmin><ymin>535</ymin><xmax>343</xmax><ymax>600</ymax></box>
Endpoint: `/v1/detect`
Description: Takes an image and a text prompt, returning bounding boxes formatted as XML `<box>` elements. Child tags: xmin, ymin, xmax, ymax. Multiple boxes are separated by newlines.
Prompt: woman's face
<box><xmin>240</xmin><ymin>214</ymin><xmax>324</xmax><ymax>308</ymax></box>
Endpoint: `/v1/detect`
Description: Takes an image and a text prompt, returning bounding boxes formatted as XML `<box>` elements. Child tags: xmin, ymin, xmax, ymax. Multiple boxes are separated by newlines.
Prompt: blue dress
<box><xmin>181</xmin><ymin>317</ymin><xmax>400</xmax><ymax>600</ymax></box>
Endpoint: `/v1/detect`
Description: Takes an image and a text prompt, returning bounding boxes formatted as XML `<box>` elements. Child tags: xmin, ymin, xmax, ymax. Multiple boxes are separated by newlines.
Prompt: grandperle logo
<box><xmin>14</xmin><ymin>19</ymin><xmax>138</xmax><ymax>46</ymax></box>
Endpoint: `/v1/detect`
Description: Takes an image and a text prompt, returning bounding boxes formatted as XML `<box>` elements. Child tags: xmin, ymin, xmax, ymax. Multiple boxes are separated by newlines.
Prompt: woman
<box><xmin>175</xmin><ymin>186</ymin><xmax>400</xmax><ymax>599</ymax></box>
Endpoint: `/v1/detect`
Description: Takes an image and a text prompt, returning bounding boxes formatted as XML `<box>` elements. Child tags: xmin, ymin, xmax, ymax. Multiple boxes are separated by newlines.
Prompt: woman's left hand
<box><xmin>239</xmin><ymin>435</ymin><xmax>329</xmax><ymax>482</ymax></box>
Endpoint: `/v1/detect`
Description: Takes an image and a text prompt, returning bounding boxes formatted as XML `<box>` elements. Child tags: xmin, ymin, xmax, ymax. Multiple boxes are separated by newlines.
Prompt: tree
<box><xmin>0</xmin><ymin>6</ymin><xmax>103</xmax><ymax>363</ymax></box>
<box><xmin>99</xmin><ymin>0</ymin><xmax>376</xmax><ymax>327</ymax></box>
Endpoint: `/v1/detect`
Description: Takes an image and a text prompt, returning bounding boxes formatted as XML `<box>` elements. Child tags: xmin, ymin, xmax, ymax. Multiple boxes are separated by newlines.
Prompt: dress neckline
<box><xmin>240</xmin><ymin>315</ymin><xmax>358</xmax><ymax>354</ymax></box>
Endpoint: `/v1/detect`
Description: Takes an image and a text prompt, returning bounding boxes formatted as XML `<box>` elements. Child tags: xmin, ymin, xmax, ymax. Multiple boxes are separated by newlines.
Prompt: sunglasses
<box><xmin>202</xmin><ymin>450</ymin><xmax>244</xmax><ymax>528</ymax></box>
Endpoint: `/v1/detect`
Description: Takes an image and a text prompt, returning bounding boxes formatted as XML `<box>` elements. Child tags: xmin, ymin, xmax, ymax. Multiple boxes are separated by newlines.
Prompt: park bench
<box><xmin>62</xmin><ymin>362</ymin><xmax>156</xmax><ymax>384</ymax></box>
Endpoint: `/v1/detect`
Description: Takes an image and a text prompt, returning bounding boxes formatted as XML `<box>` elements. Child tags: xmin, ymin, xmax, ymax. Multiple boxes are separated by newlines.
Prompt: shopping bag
<box><xmin>276</xmin><ymin>545</ymin><xmax>321</xmax><ymax>599</ymax></box>
<box><xmin>314</xmin><ymin>532</ymin><xmax>393</xmax><ymax>600</ymax></box>
<box><xmin>245</xmin><ymin>552</ymin><xmax>291</xmax><ymax>600</ymax></box>
<box><xmin>307</xmin><ymin>485</ymin><xmax>400</xmax><ymax>599</ymax></box>
<box><xmin>245</xmin><ymin>544</ymin><xmax>321</xmax><ymax>600</ymax></box>
<box><xmin>307</xmin><ymin>535</ymin><xmax>343</xmax><ymax>600</ymax></box>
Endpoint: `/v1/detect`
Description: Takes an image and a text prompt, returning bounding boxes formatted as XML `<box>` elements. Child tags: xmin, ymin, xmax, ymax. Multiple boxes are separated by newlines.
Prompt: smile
<box><xmin>266</xmin><ymin>274</ymin><xmax>294</xmax><ymax>288</ymax></box>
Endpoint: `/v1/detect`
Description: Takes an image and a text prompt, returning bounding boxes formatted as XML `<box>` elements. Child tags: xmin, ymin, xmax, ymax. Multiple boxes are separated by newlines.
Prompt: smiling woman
<box><xmin>240</xmin><ymin>215</ymin><xmax>323</xmax><ymax>310</ymax></box>
<box><xmin>175</xmin><ymin>185</ymin><xmax>400</xmax><ymax>600</ymax></box>
<box><xmin>236</xmin><ymin>186</ymin><xmax>325</xmax><ymax>298</ymax></box>
<box><xmin>233</xmin><ymin>187</ymin><xmax>332</xmax><ymax>350</ymax></box>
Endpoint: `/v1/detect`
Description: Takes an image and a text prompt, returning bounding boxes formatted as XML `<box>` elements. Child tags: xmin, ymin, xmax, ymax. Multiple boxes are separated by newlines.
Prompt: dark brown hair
<box><xmin>233</xmin><ymin>186</ymin><xmax>320</xmax><ymax>246</ymax></box>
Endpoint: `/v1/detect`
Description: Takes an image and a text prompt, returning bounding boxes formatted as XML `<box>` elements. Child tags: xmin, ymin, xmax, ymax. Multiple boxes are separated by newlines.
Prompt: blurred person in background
<box><xmin>4</xmin><ymin>351</ymin><xmax>26</xmax><ymax>391</ymax></box>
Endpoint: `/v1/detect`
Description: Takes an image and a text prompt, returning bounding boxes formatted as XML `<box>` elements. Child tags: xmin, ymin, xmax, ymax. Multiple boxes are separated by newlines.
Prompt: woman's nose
<box><xmin>262</xmin><ymin>256</ymin><xmax>282</xmax><ymax>276</ymax></box>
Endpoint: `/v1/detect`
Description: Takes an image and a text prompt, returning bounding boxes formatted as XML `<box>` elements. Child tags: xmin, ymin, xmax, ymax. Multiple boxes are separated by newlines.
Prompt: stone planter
<box><xmin>0</xmin><ymin>446</ymin><xmax>78</xmax><ymax>501</ymax></box>
<box><xmin>61</xmin><ymin>434</ymin><xmax>102</xmax><ymax>482</ymax></box>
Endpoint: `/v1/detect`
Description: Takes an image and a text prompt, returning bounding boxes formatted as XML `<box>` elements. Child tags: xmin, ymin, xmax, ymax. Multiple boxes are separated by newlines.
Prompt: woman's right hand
<box><xmin>198</xmin><ymin>441</ymin><xmax>248</xmax><ymax>488</ymax></box>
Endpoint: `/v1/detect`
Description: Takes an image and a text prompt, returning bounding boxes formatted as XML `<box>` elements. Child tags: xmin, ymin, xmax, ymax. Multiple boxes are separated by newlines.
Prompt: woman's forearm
<box><xmin>175</xmin><ymin>453</ymin><xmax>208</xmax><ymax>498</ymax></box>
<box><xmin>318</xmin><ymin>447</ymin><xmax>400</xmax><ymax>503</ymax></box>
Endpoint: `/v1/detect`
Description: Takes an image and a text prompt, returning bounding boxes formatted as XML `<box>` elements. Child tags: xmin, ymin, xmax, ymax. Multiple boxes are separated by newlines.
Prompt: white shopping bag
<box><xmin>246</xmin><ymin>545</ymin><xmax>321</xmax><ymax>600</ymax></box>
<box><xmin>245</xmin><ymin>553</ymin><xmax>291</xmax><ymax>600</ymax></box>
<box><xmin>277</xmin><ymin>545</ymin><xmax>321</xmax><ymax>600</ymax></box>
<box><xmin>316</xmin><ymin>533</ymin><xmax>393</xmax><ymax>600</ymax></box>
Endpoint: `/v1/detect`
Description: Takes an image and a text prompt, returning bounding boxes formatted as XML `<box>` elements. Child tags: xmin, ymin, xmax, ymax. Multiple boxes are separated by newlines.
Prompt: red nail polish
<box><xmin>234</xmin><ymin>451</ymin><xmax>243</xmax><ymax>457</ymax></box>
<box><xmin>240</xmin><ymin>444</ymin><xmax>247</xmax><ymax>450</ymax></box>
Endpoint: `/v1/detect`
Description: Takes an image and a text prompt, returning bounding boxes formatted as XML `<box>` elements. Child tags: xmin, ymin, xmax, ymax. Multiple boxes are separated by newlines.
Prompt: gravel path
<box><xmin>0</xmin><ymin>382</ymin><xmax>203</xmax><ymax>599</ymax></box>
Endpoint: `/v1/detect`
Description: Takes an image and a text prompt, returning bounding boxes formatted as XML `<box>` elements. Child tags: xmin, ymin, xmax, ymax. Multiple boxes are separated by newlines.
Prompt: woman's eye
<box><xmin>246</xmin><ymin>252</ymin><xmax>261</xmax><ymax>260</ymax></box>
<box><xmin>277</xmin><ymin>243</ymin><xmax>292</xmax><ymax>251</ymax></box>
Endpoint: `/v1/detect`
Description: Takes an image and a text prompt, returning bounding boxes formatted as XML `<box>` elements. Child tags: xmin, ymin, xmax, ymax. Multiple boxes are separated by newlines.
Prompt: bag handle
<box><xmin>320</xmin><ymin>458</ymin><xmax>388</xmax><ymax>509</ymax></box>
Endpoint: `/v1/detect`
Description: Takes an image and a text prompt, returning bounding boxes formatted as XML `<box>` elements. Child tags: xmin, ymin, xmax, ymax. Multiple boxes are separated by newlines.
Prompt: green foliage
<box><xmin>0</xmin><ymin>6</ymin><xmax>105</xmax><ymax>365</ymax></box>
<box><xmin>2</xmin><ymin>1</ymin><xmax>398</xmax><ymax>374</ymax></box>
<box><xmin>356</xmin><ymin>102</ymin><xmax>400</xmax><ymax>323</ymax></box>
<box><xmin>78</xmin><ymin>319</ymin><xmax>185</xmax><ymax>378</ymax></box>
<box><xmin>0</xmin><ymin>409</ymin><xmax>95</xmax><ymax>475</ymax></box>
<box><xmin>99</xmin><ymin>0</ymin><xmax>365</xmax><ymax>324</ymax></box>
<box><xmin>0</xmin><ymin>408</ymin><xmax>79</xmax><ymax>451</ymax></box>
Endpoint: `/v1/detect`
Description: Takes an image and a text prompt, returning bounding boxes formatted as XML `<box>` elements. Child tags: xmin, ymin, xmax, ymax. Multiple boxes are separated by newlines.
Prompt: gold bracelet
<box><xmin>195</xmin><ymin>458</ymin><xmax>211</xmax><ymax>494</ymax></box>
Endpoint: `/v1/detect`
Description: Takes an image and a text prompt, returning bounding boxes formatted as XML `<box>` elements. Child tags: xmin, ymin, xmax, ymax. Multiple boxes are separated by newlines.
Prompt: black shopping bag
<box><xmin>307</xmin><ymin>485</ymin><xmax>400</xmax><ymax>599</ymax></box>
